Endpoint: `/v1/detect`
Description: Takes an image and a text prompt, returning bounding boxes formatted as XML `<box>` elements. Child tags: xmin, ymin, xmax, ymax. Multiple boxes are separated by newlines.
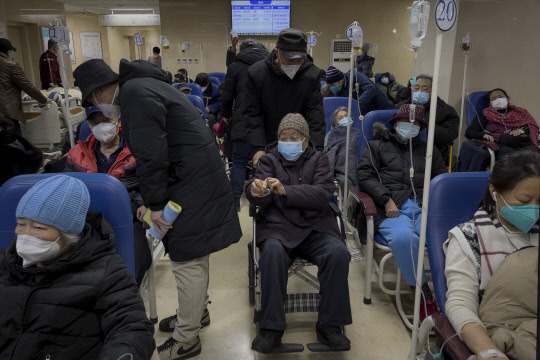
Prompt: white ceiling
<box><xmin>55</xmin><ymin>0</ymin><xmax>160</xmax><ymax>14</ymax></box>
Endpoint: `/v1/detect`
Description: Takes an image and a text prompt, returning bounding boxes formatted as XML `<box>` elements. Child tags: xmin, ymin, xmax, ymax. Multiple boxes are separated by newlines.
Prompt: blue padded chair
<box><xmin>209</xmin><ymin>72</ymin><xmax>226</xmax><ymax>83</ymax></box>
<box><xmin>465</xmin><ymin>91</ymin><xmax>490</xmax><ymax>127</ymax></box>
<box><xmin>209</xmin><ymin>76</ymin><xmax>220</xmax><ymax>88</ymax></box>
<box><xmin>187</xmin><ymin>95</ymin><xmax>206</xmax><ymax>122</ymax></box>
<box><xmin>172</xmin><ymin>83</ymin><xmax>181</xmax><ymax>89</ymax></box>
<box><xmin>0</xmin><ymin>173</ymin><xmax>136</xmax><ymax>276</ymax></box>
<box><xmin>374</xmin><ymin>72</ymin><xmax>396</xmax><ymax>84</ymax></box>
<box><xmin>79</xmin><ymin>120</ymin><xmax>91</xmax><ymax>141</ymax></box>
<box><xmin>189</xmin><ymin>83</ymin><xmax>203</xmax><ymax>99</ymax></box>
<box><xmin>320</xmin><ymin>81</ymin><xmax>326</xmax><ymax>86</ymax></box>
<box><xmin>323</xmin><ymin>97</ymin><xmax>361</xmax><ymax>134</ymax></box>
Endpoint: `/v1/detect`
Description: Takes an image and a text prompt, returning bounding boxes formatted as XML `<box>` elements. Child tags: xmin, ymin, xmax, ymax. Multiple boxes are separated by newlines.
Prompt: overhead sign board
<box><xmin>99</xmin><ymin>14</ymin><xmax>160</xmax><ymax>27</ymax></box>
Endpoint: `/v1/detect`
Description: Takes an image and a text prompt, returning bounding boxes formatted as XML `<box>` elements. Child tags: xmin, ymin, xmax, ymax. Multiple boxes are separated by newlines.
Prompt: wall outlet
<box><xmin>193</xmin><ymin>58</ymin><xmax>199</xmax><ymax>64</ymax></box>
<box><xmin>188</xmin><ymin>59</ymin><xmax>193</xmax><ymax>64</ymax></box>
<box><xmin>182</xmin><ymin>59</ymin><xmax>187</xmax><ymax>64</ymax></box>
<box><xmin>177</xmin><ymin>59</ymin><xmax>181</xmax><ymax>63</ymax></box>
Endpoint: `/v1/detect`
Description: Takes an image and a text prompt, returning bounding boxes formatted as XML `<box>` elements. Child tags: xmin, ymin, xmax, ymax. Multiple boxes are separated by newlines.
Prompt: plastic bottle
<box><xmin>409</xmin><ymin>0</ymin><xmax>430</xmax><ymax>49</ymax></box>
<box><xmin>147</xmin><ymin>201</ymin><xmax>182</xmax><ymax>241</ymax></box>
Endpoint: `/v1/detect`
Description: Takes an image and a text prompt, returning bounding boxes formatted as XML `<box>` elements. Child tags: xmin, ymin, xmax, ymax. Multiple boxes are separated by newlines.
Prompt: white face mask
<box><xmin>281</xmin><ymin>64</ymin><xmax>301</xmax><ymax>80</ymax></box>
<box><xmin>16</xmin><ymin>234</ymin><xmax>61</xmax><ymax>267</ymax></box>
<box><xmin>92</xmin><ymin>119</ymin><xmax>119</xmax><ymax>143</ymax></box>
<box><xmin>491</xmin><ymin>97</ymin><xmax>508</xmax><ymax>110</ymax></box>
<box><xmin>93</xmin><ymin>86</ymin><xmax>121</xmax><ymax>118</ymax></box>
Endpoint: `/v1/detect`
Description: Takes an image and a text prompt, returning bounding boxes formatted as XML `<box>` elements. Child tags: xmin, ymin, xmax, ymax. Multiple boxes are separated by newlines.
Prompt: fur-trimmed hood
<box><xmin>373</xmin><ymin>122</ymin><xmax>389</xmax><ymax>137</ymax></box>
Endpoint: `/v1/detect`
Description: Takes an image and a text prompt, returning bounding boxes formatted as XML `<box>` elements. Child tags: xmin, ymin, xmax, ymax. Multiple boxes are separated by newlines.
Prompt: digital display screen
<box><xmin>232</xmin><ymin>1</ymin><xmax>290</xmax><ymax>36</ymax></box>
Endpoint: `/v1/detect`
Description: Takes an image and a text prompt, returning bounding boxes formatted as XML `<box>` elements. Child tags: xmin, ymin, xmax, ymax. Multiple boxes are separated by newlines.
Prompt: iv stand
<box><xmin>456</xmin><ymin>51</ymin><xmax>468</xmax><ymax>158</ymax></box>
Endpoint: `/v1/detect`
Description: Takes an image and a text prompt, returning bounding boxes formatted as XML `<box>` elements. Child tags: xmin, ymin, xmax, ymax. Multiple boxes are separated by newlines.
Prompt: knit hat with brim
<box><xmin>16</xmin><ymin>175</ymin><xmax>90</xmax><ymax>235</ymax></box>
<box><xmin>389</xmin><ymin>104</ymin><xmax>428</xmax><ymax>130</ymax></box>
<box><xmin>74</xmin><ymin>59</ymin><xmax>118</xmax><ymax>107</ymax></box>
<box><xmin>278</xmin><ymin>113</ymin><xmax>309</xmax><ymax>138</ymax></box>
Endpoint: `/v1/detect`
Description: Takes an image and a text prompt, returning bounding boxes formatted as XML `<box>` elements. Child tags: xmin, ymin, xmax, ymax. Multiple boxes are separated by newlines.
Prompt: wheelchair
<box><xmin>247</xmin><ymin>202</ymin><xmax>348</xmax><ymax>353</ymax></box>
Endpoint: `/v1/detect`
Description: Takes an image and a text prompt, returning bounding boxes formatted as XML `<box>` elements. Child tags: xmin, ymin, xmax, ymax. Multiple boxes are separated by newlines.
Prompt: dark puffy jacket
<box><xmin>357</xmin><ymin>123</ymin><xmax>447</xmax><ymax>228</ymax></box>
<box><xmin>334</xmin><ymin>71</ymin><xmax>394</xmax><ymax>114</ymax></box>
<box><xmin>202</xmin><ymin>82</ymin><xmax>221</xmax><ymax>115</ymax></box>
<box><xmin>221</xmin><ymin>45</ymin><xmax>269</xmax><ymax>141</ymax></box>
<box><xmin>118</xmin><ymin>59</ymin><xmax>242</xmax><ymax>262</ymax></box>
<box><xmin>325</xmin><ymin>125</ymin><xmax>360</xmax><ymax>186</ymax></box>
<box><xmin>0</xmin><ymin>212</ymin><xmax>155</xmax><ymax>359</ymax></box>
<box><xmin>244</xmin><ymin>50</ymin><xmax>326</xmax><ymax>152</ymax></box>
<box><xmin>246</xmin><ymin>142</ymin><xmax>342</xmax><ymax>249</ymax></box>
<box><xmin>356</xmin><ymin>54</ymin><xmax>375</xmax><ymax>78</ymax></box>
<box><xmin>0</xmin><ymin>131</ymin><xmax>43</xmax><ymax>187</ymax></box>
<box><xmin>397</xmin><ymin>96</ymin><xmax>460</xmax><ymax>162</ymax></box>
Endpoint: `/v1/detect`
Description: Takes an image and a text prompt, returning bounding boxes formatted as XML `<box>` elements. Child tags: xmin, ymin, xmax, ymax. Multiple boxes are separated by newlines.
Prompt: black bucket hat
<box><xmin>73</xmin><ymin>59</ymin><xmax>119</xmax><ymax>107</ymax></box>
<box><xmin>276</xmin><ymin>28</ymin><xmax>307</xmax><ymax>59</ymax></box>
<box><xmin>0</xmin><ymin>38</ymin><xmax>16</xmax><ymax>54</ymax></box>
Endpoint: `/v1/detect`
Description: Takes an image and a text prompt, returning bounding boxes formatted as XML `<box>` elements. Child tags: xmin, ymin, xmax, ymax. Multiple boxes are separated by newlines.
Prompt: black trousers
<box><xmin>258</xmin><ymin>232</ymin><xmax>352</xmax><ymax>331</ymax></box>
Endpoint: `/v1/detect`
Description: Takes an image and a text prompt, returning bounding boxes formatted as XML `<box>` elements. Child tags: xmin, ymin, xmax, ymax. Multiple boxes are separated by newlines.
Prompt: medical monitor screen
<box><xmin>231</xmin><ymin>1</ymin><xmax>290</xmax><ymax>35</ymax></box>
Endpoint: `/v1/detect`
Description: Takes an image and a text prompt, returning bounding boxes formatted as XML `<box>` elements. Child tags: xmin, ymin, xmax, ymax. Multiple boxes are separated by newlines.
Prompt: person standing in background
<box><xmin>148</xmin><ymin>46</ymin><xmax>162</xmax><ymax>67</ymax></box>
<box><xmin>0</xmin><ymin>38</ymin><xmax>50</xmax><ymax>136</ymax></box>
<box><xmin>356</xmin><ymin>43</ymin><xmax>375</xmax><ymax>79</ymax></box>
<box><xmin>226</xmin><ymin>34</ymin><xmax>240</xmax><ymax>67</ymax></box>
<box><xmin>39</xmin><ymin>39</ymin><xmax>61</xmax><ymax>90</ymax></box>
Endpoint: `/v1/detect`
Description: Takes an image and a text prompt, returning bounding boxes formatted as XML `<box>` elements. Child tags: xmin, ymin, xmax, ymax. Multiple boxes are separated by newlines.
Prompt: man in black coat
<box><xmin>74</xmin><ymin>59</ymin><xmax>242</xmax><ymax>360</ymax></box>
<box><xmin>243</xmin><ymin>28</ymin><xmax>326</xmax><ymax>167</ymax></box>
<box><xmin>397</xmin><ymin>74</ymin><xmax>460</xmax><ymax>164</ymax></box>
<box><xmin>221</xmin><ymin>39</ymin><xmax>269</xmax><ymax>211</ymax></box>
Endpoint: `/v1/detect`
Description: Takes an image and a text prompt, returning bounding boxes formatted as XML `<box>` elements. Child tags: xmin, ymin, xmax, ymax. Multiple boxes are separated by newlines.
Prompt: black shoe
<box><xmin>159</xmin><ymin>308</ymin><xmax>210</xmax><ymax>333</ymax></box>
<box><xmin>251</xmin><ymin>329</ymin><xmax>283</xmax><ymax>354</ymax></box>
<box><xmin>158</xmin><ymin>336</ymin><xmax>201</xmax><ymax>360</ymax></box>
<box><xmin>315</xmin><ymin>322</ymin><xmax>351</xmax><ymax>351</ymax></box>
<box><xmin>234</xmin><ymin>196</ymin><xmax>241</xmax><ymax>212</ymax></box>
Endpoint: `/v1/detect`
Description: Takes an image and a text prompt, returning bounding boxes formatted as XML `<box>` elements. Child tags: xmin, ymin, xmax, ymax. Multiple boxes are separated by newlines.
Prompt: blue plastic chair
<box><xmin>465</xmin><ymin>91</ymin><xmax>490</xmax><ymax>127</ymax></box>
<box><xmin>323</xmin><ymin>97</ymin><xmax>361</xmax><ymax>134</ymax></box>
<box><xmin>209</xmin><ymin>72</ymin><xmax>226</xmax><ymax>83</ymax></box>
<box><xmin>79</xmin><ymin>120</ymin><xmax>91</xmax><ymax>141</ymax></box>
<box><xmin>0</xmin><ymin>173</ymin><xmax>136</xmax><ymax>276</ymax></box>
<box><xmin>171</xmin><ymin>83</ymin><xmax>180</xmax><ymax>89</ymax></box>
<box><xmin>189</xmin><ymin>83</ymin><xmax>203</xmax><ymax>99</ymax></box>
<box><xmin>187</xmin><ymin>95</ymin><xmax>206</xmax><ymax>122</ymax></box>
<box><xmin>209</xmin><ymin>76</ymin><xmax>220</xmax><ymax>88</ymax></box>
<box><xmin>374</xmin><ymin>72</ymin><xmax>396</xmax><ymax>84</ymax></box>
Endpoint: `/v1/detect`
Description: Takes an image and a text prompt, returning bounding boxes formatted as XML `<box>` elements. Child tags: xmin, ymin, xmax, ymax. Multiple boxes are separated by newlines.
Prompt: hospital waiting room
<box><xmin>0</xmin><ymin>0</ymin><xmax>539</xmax><ymax>359</ymax></box>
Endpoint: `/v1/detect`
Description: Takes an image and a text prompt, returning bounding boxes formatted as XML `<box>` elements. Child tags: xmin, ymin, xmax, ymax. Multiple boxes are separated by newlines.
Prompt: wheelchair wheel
<box><xmin>248</xmin><ymin>242</ymin><xmax>255</xmax><ymax>306</ymax></box>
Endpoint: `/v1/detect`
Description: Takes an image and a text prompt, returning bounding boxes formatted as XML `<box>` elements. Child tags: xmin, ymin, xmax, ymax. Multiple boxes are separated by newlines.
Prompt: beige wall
<box><xmin>106</xmin><ymin>26</ymin><xmax>161</xmax><ymax>73</ymax></box>
<box><xmin>448</xmin><ymin>0</ymin><xmax>540</xmax><ymax>123</ymax></box>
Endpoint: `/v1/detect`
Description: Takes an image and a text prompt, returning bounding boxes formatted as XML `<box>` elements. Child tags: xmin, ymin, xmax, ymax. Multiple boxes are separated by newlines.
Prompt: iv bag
<box><xmin>409</xmin><ymin>0</ymin><xmax>430</xmax><ymax>48</ymax></box>
<box><xmin>460</xmin><ymin>32</ymin><xmax>472</xmax><ymax>52</ymax></box>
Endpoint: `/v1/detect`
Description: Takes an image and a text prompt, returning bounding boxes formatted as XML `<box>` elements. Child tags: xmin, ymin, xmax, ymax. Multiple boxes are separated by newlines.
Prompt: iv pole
<box><xmin>456</xmin><ymin>34</ymin><xmax>471</xmax><ymax>158</ymax></box>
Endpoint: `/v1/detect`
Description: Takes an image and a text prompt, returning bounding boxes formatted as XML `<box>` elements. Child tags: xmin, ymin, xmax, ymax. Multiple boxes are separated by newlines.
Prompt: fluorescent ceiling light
<box><xmin>109</xmin><ymin>8</ymin><xmax>154</xmax><ymax>11</ymax></box>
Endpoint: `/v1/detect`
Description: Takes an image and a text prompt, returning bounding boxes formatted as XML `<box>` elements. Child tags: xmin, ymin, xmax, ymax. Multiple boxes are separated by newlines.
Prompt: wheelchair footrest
<box><xmin>269</xmin><ymin>344</ymin><xmax>305</xmax><ymax>353</ymax></box>
<box><xmin>284</xmin><ymin>293</ymin><xmax>320</xmax><ymax>313</ymax></box>
<box><xmin>307</xmin><ymin>343</ymin><xmax>348</xmax><ymax>352</ymax></box>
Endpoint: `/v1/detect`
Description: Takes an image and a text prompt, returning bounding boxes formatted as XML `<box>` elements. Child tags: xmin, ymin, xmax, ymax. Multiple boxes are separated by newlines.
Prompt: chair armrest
<box><xmin>433</xmin><ymin>314</ymin><xmax>474</xmax><ymax>360</ymax></box>
<box><xmin>329</xmin><ymin>202</ymin><xmax>341</xmax><ymax>216</ymax></box>
<box><xmin>349</xmin><ymin>186</ymin><xmax>377</xmax><ymax>216</ymax></box>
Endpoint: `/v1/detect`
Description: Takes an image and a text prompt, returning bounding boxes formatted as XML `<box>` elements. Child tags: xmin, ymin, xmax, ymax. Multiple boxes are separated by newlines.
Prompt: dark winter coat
<box><xmin>0</xmin><ymin>212</ymin><xmax>155</xmax><ymax>359</ymax></box>
<box><xmin>246</xmin><ymin>142</ymin><xmax>342</xmax><ymax>248</ymax></box>
<box><xmin>398</xmin><ymin>96</ymin><xmax>460</xmax><ymax>162</ymax></box>
<box><xmin>356</xmin><ymin>54</ymin><xmax>375</xmax><ymax>78</ymax></box>
<box><xmin>202</xmin><ymin>82</ymin><xmax>222</xmax><ymax>115</ymax></box>
<box><xmin>334</xmin><ymin>71</ymin><xmax>394</xmax><ymax>114</ymax></box>
<box><xmin>376</xmin><ymin>79</ymin><xmax>405</xmax><ymax>104</ymax></box>
<box><xmin>0</xmin><ymin>132</ymin><xmax>43</xmax><ymax>187</ymax></box>
<box><xmin>226</xmin><ymin>48</ymin><xmax>236</xmax><ymax>67</ymax></box>
<box><xmin>325</xmin><ymin>125</ymin><xmax>360</xmax><ymax>186</ymax></box>
<box><xmin>244</xmin><ymin>50</ymin><xmax>326</xmax><ymax>153</ymax></box>
<box><xmin>118</xmin><ymin>59</ymin><xmax>242</xmax><ymax>262</ymax></box>
<box><xmin>357</xmin><ymin>123</ymin><xmax>447</xmax><ymax>228</ymax></box>
<box><xmin>221</xmin><ymin>45</ymin><xmax>269</xmax><ymax>141</ymax></box>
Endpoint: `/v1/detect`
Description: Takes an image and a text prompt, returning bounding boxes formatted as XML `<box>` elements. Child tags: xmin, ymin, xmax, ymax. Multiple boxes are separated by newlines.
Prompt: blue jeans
<box><xmin>378</xmin><ymin>198</ymin><xmax>426</xmax><ymax>286</ymax></box>
<box><xmin>230</xmin><ymin>139</ymin><xmax>251</xmax><ymax>197</ymax></box>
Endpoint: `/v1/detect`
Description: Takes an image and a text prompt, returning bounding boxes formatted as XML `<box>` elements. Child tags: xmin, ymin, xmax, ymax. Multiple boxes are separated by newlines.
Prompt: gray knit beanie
<box><xmin>277</xmin><ymin>113</ymin><xmax>309</xmax><ymax>138</ymax></box>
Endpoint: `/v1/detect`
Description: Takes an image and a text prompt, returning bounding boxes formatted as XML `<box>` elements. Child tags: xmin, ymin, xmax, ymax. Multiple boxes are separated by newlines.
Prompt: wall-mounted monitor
<box><xmin>231</xmin><ymin>1</ymin><xmax>290</xmax><ymax>36</ymax></box>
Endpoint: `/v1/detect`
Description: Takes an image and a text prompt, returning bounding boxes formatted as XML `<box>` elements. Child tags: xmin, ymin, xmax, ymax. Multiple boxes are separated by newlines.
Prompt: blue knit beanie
<box><xmin>16</xmin><ymin>175</ymin><xmax>90</xmax><ymax>235</ymax></box>
<box><xmin>325</xmin><ymin>66</ymin><xmax>344</xmax><ymax>84</ymax></box>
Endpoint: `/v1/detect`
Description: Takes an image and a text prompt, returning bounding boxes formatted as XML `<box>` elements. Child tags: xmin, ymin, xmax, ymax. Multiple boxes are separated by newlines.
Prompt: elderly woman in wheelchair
<box><xmin>444</xmin><ymin>150</ymin><xmax>539</xmax><ymax>360</ymax></box>
<box><xmin>0</xmin><ymin>175</ymin><xmax>155</xmax><ymax>359</ymax></box>
<box><xmin>246</xmin><ymin>114</ymin><xmax>352</xmax><ymax>354</ymax></box>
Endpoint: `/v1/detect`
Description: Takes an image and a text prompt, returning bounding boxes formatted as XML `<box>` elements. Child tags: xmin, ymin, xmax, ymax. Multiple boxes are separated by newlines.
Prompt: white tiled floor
<box><xmin>145</xmin><ymin>200</ymin><xmax>412</xmax><ymax>359</ymax></box>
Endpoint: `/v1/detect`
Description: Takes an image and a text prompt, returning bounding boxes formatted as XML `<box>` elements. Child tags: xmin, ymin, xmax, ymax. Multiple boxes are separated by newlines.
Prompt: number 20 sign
<box><xmin>435</xmin><ymin>0</ymin><xmax>457</xmax><ymax>31</ymax></box>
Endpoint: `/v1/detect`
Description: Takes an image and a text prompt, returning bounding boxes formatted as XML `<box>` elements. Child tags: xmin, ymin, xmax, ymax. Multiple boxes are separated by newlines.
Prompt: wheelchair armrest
<box><xmin>329</xmin><ymin>202</ymin><xmax>341</xmax><ymax>216</ymax></box>
<box><xmin>349</xmin><ymin>186</ymin><xmax>377</xmax><ymax>216</ymax></box>
<box><xmin>433</xmin><ymin>314</ymin><xmax>474</xmax><ymax>360</ymax></box>
<box><xmin>249</xmin><ymin>203</ymin><xmax>258</xmax><ymax>218</ymax></box>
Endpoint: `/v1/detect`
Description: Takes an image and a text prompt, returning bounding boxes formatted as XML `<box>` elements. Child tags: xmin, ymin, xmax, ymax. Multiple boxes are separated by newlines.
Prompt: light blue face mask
<box><xmin>338</xmin><ymin>117</ymin><xmax>352</xmax><ymax>127</ymax></box>
<box><xmin>413</xmin><ymin>91</ymin><xmax>430</xmax><ymax>105</ymax></box>
<box><xmin>330</xmin><ymin>85</ymin><xmax>341</xmax><ymax>95</ymax></box>
<box><xmin>395</xmin><ymin>122</ymin><xmax>420</xmax><ymax>141</ymax></box>
<box><xmin>496</xmin><ymin>192</ymin><xmax>540</xmax><ymax>233</ymax></box>
<box><xmin>278</xmin><ymin>140</ymin><xmax>304</xmax><ymax>161</ymax></box>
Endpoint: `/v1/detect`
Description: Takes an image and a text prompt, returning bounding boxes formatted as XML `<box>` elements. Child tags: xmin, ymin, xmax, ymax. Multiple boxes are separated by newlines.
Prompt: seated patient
<box><xmin>0</xmin><ymin>175</ymin><xmax>155</xmax><ymax>358</ymax></box>
<box><xmin>64</xmin><ymin>106</ymin><xmax>151</xmax><ymax>285</ymax></box>
<box><xmin>357</xmin><ymin>104</ymin><xmax>447</xmax><ymax>317</ymax></box>
<box><xmin>246</xmin><ymin>113</ymin><xmax>352</xmax><ymax>353</ymax></box>
<box><xmin>444</xmin><ymin>150</ymin><xmax>539</xmax><ymax>360</ymax></box>
<box><xmin>325</xmin><ymin>106</ymin><xmax>360</xmax><ymax>193</ymax></box>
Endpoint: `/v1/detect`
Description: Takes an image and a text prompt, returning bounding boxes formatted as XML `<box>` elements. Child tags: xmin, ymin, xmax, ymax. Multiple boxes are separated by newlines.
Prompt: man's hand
<box><xmin>509</xmin><ymin>129</ymin><xmax>523</xmax><ymax>136</ymax></box>
<box><xmin>206</xmin><ymin>106</ymin><xmax>211</xmax><ymax>114</ymax></box>
<box><xmin>136</xmin><ymin>205</ymin><xmax>148</xmax><ymax>222</ymax></box>
<box><xmin>385</xmin><ymin>198</ymin><xmax>399</xmax><ymax>218</ymax></box>
<box><xmin>253</xmin><ymin>151</ymin><xmax>266</xmax><ymax>168</ymax></box>
<box><xmin>150</xmin><ymin>209</ymin><xmax>173</xmax><ymax>236</ymax></box>
<box><xmin>231</xmin><ymin>35</ymin><xmax>239</xmax><ymax>49</ymax></box>
<box><xmin>267</xmin><ymin>177</ymin><xmax>286</xmax><ymax>196</ymax></box>
<box><xmin>222</xmin><ymin>117</ymin><xmax>230</xmax><ymax>124</ymax></box>
<box><xmin>251</xmin><ymin>178</ymin><xmax>268</xmax><ymax>198</ymax></box>
<box><xmin>483</xmin><ymin>134</ymin><xmax>494</xmax><ymax>142</ymax></box>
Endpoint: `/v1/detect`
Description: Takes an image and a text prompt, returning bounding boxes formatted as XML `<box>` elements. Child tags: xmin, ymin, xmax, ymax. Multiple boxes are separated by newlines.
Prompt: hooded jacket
<box><xmin>244</xmin><ymin>50</ymin><xmax>326</xmax><ymax>153</ymax></box>
<box><xmin>334</xmin><ymin>71</ymin><xmax>394</xmax><ymax>114</ymax></box>
<box><xmin>220</xmin><ymin>45</ymin><xmax>269</xmax><ymax>141</ymax></box>
<box><xmin>0</xmin><ymin>213</ymin><xmax>155</xmax><ymax>359</ymax></box>
<box><xmin>245</xmin><ymin>142</ymin><xmax>342</xmax><ymax>248</ymax></box>
<box><xmin>202</xmin><ymin>82</ymin><xmax>222</xmax><ymax>115</ymax></box>
<box><xmin>357</xmin><ymin>123</ymin><xmax>447</xmax><ymax>228</ymax></box>
<box><xmin>325</xmin><ymin>125</ymin><xmax>360</xmax><ymax>186</ymax></box>
<box><xmin>117</xmin><ymin>59</ymin><xmax>242</xmax><ymax>261</ymax></box>
<box><xmin>375</xmin><ymin>78</ymin><xmax>405</xmax><ymax>104</ymax></box>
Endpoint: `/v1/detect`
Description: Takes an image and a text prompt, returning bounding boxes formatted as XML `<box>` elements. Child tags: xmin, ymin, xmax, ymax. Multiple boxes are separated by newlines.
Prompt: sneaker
<box><xmin>158</xmin><ymin>336</ymin><xmax>201</xmax><ymax>360</ymax></box>
<box><xmin>234</xmin><ymin>196</ymin><xmax>241</xmax><ymax>212</ymax></box>
<box><xmin>251</xmin><ymin>329</ymin><xmax>283</xmax><ymax>354</ymax></box>
<box><xmin>159</xmin><ymin>308</ymin><xmax>210</xmax><ymax>333</ymax></box>
<box><xmin>420</xmin><ymin>299</ymin><xmax>438</xmax><ymax>323</ymax></box>
<box><xmin>315</xmin><ymin>322</ymin><xmax>351</xmax><ymax>351</ymax></box>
